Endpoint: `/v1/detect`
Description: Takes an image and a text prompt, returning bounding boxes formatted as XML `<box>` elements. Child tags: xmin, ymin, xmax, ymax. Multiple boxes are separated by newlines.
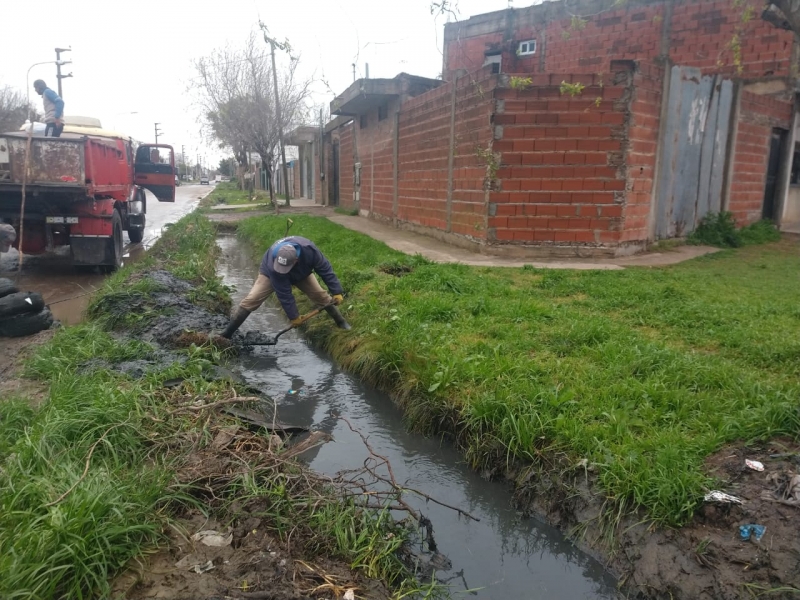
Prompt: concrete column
<box><xmin>721</xmin><ymin>82</ymin><xmax>742</xmax><ymax>212</ymax></box>
<box><xmin>370</xmin><ymin>131</ymin><xmax>375</xmax><ymax>217</ymax></box>
<box><xmin>646</xmin><ymin>64</ymin><xmax>673</xmax><ymax>240</ymax></box>
<box><xmin>775</xmin><ymin>108</ymin><xmax>798</xmax><ymax>227</ymax></box>
<box><xmin>446</xmin><ymin>77</ymin><xmax>458</xmax><ymax>233</ymax></box>
<box><xmin>392</xmin><ymin>110</ymin><xmax>400</xmax><ymax>227</ymax></box>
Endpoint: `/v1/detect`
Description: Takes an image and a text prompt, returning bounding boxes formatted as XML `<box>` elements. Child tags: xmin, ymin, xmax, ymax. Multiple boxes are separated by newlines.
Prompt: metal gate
<box><xmin>655</xmin><ymin>66</ymin><xmax>734</xmax><ymax>238</ymax></box>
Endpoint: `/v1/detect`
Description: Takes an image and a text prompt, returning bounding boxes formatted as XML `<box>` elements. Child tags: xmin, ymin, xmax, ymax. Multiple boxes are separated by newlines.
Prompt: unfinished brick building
<box><xmin>295</xmin><ymin>0</ymin><xmax>800</xmax><ymax>256</ymax></box>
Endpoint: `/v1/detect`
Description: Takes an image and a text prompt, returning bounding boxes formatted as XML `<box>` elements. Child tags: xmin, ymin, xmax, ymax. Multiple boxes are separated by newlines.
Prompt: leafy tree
<box><xmin>218</xmin><ymin>157</ymin><xmax>236</xmax><ymax>177</ymax></box>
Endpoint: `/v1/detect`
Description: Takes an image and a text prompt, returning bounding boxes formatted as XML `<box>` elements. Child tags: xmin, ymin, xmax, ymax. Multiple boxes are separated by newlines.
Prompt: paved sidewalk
<box><xmin>327</xmin><ymin>214</ymin><xmax>719</xmax><ymax>270</ymax></box>
<box><xmin>206</xmin><ymin>202</ymin><xmax>719</xmax><ymax>270</ymax></box>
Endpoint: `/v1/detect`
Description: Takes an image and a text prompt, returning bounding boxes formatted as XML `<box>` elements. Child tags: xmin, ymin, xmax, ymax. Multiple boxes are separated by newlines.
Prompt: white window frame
<box><xmin>518</xmin><ymin>40</ymin><xmax>537</xmax><ymax>56</ymax></box>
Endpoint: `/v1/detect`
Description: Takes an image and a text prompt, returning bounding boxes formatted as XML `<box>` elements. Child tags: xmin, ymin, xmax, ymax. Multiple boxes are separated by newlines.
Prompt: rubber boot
<box><xmin>220</xmin><ymin>307</ymin><xmax>251</xmax><ymax>339</ymax></box>
<box><xmin>324</xmin><ymin>305</ymin><xmax>351</xmax><ymax>330</ymax></box>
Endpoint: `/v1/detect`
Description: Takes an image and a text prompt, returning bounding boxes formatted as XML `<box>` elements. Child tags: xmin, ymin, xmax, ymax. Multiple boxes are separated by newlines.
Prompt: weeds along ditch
<box><xmin>236</xmin><ymin>215</ymin><xmax>800</xmax><ymax>529</ymax></box>
<box><xmin>0</xmin><ymin>214</ymin><xmax>431</xmax><ymax>599</ymax></box>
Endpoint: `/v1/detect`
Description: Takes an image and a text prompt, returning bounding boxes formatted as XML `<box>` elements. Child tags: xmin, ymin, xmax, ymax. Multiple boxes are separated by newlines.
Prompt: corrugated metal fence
<box><xmin>655</xmin><ymin>66</ymin><xmax>734</xmax><ymax>238</ymax></box>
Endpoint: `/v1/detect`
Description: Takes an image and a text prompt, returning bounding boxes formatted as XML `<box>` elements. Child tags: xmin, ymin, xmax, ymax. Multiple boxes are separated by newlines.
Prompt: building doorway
<box><xmin>763</xmin><ymin>128</ymin><xmax>787</xmax><ymax>221</ymax></box>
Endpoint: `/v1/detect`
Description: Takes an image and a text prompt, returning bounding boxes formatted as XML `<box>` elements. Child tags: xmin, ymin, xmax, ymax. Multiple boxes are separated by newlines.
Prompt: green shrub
<box><xmin>689</xmin><ymin>212</ymin><xmax>781</xmax><ymax>248</ymax></box>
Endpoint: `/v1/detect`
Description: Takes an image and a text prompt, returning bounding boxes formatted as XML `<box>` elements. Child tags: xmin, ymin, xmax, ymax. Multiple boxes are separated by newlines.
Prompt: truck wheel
<box><xmin>0</xmin><ymin>308</ymin><xmax>54</xmax><ymax>338</ymax></box>
<box><xmin>0</xmin><ymin>278</ymin><xmax>18</xmax><ymax>299</ymax></box>
<box><xmin>106</xmin><ymin>210</ymin><xmax>123</xmax><ymax>272</ymax></box>
<box><xmin>127</xmin><ymin>216</ymin><xmax>145</xmax><ymax>244</ymax></box>
<box><xmin>0</xmin><ymin>292</ymin><xmax>45</xmax><ymax>318</ymax></box>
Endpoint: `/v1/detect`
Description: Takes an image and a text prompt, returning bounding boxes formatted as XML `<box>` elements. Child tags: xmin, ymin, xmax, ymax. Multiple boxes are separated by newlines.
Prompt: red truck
<box><xmin>0</xmin><ymin>125</ymin><xmax>175</xmax><ymax>270</ymax></box>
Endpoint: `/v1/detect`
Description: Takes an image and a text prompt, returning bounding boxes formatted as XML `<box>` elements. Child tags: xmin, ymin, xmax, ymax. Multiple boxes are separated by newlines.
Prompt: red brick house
<box><xmin>293</xmin><ymin>0</ymin><xmax>800</xmax><ymax>256</ymax></box>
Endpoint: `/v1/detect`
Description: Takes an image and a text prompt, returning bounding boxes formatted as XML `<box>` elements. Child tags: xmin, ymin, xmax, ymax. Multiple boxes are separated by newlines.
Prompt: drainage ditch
<box><xmin>217</xmin><ymin>234</ymin><xmax>620</xmax><ymax>599</ymax></box>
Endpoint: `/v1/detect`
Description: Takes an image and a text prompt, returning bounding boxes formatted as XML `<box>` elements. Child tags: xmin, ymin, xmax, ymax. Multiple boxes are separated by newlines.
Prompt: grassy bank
<box><xmin>200</xmin><ymin>181</ymin><xmax>275</xmax><ymax>209</ymax></box>
<box><xmin>0</xmin><ymin>213</ymin><xmax>429</xmax><ymax>598</ymax></box>
<box><xmin>237</xmin><ymin>214</ymin><xmax>800</xmax><ymax>528</ymax></box>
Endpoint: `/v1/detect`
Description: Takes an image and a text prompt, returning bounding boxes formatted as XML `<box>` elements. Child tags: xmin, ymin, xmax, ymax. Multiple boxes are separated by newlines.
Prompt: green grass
<box><xmin>201</xmin><ymin>181</ymin><xmax>273</xmax><ymax>208</ymax></box>
<box><xmin>0</xmin><ymin>326</ymin><xmax>196</xmax><ymax>598</ymax></box>
<box><xmin>335</xmin><ymin>207</ymin><xmax>360</xmax><ymax>216</ymax></box>
<box><xmin>237</xmin><ymin>214</ymin><xmax>800</xmax><ymax>527</ymax></box>
<box><xmin>688</xmin><ymin>211</ymin><xmax>781</xmax><ymax>248</ymax></box>
<box><xmin>0</xmin><ymin>211</ymin><xmax>435</xmax><ymax>598</ymax></box>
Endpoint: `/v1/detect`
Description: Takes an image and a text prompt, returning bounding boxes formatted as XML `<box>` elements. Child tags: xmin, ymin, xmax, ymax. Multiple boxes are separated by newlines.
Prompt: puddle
<box><xmin>0</xmin><ymin>188</ymin><xmax>204</xmax><ymax>326</ymax></box>
<box><xmin>217</xmin><ymin>234</ymin><xmax>620</xmax><ymax>599</ymax></box>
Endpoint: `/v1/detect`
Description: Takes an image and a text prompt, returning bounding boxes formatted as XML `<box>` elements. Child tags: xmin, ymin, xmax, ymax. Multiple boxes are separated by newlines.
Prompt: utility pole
<box><xmin>54</xmin><ymin>47</ymin><xmax>72</xmax><ymax>98</ymax></box>
<box><xmin>154</xmin><ymin>123</ymin><xmax>162</xmax><ymax>144</ymax></box>
<box><xmin>260</xmin><ymin>22</ymin><xmax>291</xmax><ymax>207</ymax></box>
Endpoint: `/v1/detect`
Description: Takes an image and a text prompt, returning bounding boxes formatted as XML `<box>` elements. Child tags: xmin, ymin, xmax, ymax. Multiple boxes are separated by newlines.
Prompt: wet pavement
<box><xmin>217</xmin><ymin>234</ymin><xmax>621</xmax><ymax>600</ymax></box>
<box><xmin>0</xmin><ymin>185</ymin><xmax>212</xmax><ymax>325</ymax></box>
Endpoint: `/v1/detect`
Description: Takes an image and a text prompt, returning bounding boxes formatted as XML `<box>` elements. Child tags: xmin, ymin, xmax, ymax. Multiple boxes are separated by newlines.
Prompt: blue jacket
<box><xmin>42</xmin><ymin>88</ymin><xmax>64</xmax><ymax>120</ymax></box>
<box><xmin>259</xmin><ymin>236</ymin><xmax>343</xmax><ymax>320</ymax></box>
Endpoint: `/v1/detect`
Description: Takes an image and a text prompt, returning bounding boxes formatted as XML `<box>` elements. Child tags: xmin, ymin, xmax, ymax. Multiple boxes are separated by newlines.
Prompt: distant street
<box><xmin>0</xmin><ymin>184</ymin><xmax>213</xmax><ymax>325</ymax></box>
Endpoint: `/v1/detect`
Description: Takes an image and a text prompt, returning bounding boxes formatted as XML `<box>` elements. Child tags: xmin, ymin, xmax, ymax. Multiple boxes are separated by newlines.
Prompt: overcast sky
<box><xmin>1</xmin><ymin>0</ymin><xmax>519</xmax><ymax>167</ymax></box>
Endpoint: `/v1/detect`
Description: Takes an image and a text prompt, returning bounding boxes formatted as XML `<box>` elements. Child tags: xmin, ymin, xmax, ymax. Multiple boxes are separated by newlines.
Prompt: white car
<box><xmin>200</xmin><ymin>176</ymin><xmax>209</xmax><ymax>185</ymax></box>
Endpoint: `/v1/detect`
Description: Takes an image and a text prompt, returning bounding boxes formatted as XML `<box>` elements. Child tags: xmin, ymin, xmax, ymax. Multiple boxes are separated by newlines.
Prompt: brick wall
<box><xmin>445</xmin><ymin>0</ymin><xmax>794</xmax><ymax>83</ymax></box>
<box><xmin>623</xmin><ymin>62</ymin><xmax>664</xmax><ymax>241</ymax></box>
<box><xmin>357</xmin><ymin>99</ymin><xmax>399</xmax><ymax>218</ymax></box>
<box><xmin>489</xmin><ymin>72</ymin><xmax>634</xmax><ymax>247</ymax></box>
<box><xmin>392</xmin><ymin>70</ymin><xmax>495</xmax><ymax>234</ymax></box>
<box><xmin>543</xmin><ymin>4</ymin><xmax>663</xmax><ymax>75</ymax></box>
<box><xmin>729</xmin><ymin>91</ymin><xmax>793</xmax><ymax>224</ymax></box>
<box><xmin>396</xmin><ymin>84</ymin><xmax>453</xmax><ymax>229</ymax></box>
<box><xmin>445</xmin><ymin>71</ymin><xmax>495</xmax><ymax>238</ymax></box>
<box><xmin>335</xmin><ymin>122</ymin><xmax>356</xmax><ymax>209</ymax></box>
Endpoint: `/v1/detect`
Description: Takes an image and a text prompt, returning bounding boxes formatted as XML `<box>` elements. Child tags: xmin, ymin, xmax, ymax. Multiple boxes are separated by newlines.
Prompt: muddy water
<box><xmin>0</xmin><ymin>187</ymin><xmax>206</xmax><ymax>325</ymax></box>
<box><xmin>217</xmin><ymin>234</ymin><xmax>620</xmax><ymax>600</ymax></box>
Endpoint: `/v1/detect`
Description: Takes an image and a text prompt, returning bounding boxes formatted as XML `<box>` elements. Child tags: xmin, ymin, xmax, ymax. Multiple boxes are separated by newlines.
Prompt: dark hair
<box><xmin>33</xmin><ymin>79</ymin><xmax>47</xmax><ymax>88</ymax></box>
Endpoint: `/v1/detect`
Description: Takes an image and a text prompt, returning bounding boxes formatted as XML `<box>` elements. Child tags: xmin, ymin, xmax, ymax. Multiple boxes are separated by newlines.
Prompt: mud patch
<box><xmin>378</xmin><ymin>263</ymin><xmax>414</xmax><ymax>277</ymax></box>
<box><xmin>518</xmin><ymin>441</ymin><xmax>800</xmax><ymax>599</ymax></box>
<box><xmin>0</xmin><ymin>329</ymin><xmax>53</xmax><ymax>406</ymax></box>
<box><xmin>115</xmin><ymin>511</ymin><xmax>389</xmax><ymax>600</ymax></box>
<box><xmin>113</xmin><ymin>415</ymin><xmax>390</xmax><ymax>600</ymax></box>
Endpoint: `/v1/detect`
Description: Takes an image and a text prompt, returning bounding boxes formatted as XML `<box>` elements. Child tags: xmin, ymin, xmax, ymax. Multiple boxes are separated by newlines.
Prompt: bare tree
<box><xmin>192</xmin><ymin>33</ymin><xmax>312</xmax><ymax>201</ymax></box>
<box><xmin>0</xmin><ymin>85</ymin><xmax>40</xmax><ymax>133</ymax></box>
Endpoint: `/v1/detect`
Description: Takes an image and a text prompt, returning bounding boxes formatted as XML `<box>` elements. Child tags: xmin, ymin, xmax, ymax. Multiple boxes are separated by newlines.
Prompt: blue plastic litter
<box><xmin>739</xmin><ymin>524</ymin><xmax>766</xmax><ymax>542</ymax></box>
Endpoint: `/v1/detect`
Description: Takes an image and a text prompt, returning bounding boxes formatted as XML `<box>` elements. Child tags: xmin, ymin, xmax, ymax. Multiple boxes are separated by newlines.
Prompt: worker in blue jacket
<box><xmin>220</xmin><ymin>236</ymin><xmax>351</xmax><ymax>338</ymax></box>
<box><xmin>33</xmin><ymin>80</ymin><xmax>65</xmax><ymax>138</ymax></box>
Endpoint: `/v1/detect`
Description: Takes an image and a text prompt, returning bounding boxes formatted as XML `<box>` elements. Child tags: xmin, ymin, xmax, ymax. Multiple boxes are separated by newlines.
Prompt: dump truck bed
<box><xmin>0</xmin><ymin>133</ymin><xmax>86</xmax><ymax>188</ymax></box>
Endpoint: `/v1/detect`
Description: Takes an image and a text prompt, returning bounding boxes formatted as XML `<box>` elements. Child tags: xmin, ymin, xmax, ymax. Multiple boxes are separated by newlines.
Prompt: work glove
<box><xmin>332</xmin><ymin>294</ymin><xmax>344</xmax><ymax>305</ymax></box>
<box><xmin>290</xmin><ymin>316</ymin><xmax>304</xmax><ymax>327</ymax></box>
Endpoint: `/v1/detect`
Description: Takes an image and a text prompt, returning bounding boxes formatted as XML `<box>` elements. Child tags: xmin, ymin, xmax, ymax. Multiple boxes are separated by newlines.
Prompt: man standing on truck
<box><xmin>219</xmin><ymin>236</ymin><xmax>351</xmax><ymax>338</ymax></box>
<box><xmin>33</xmin><ymin>80</ymin><xmax>65</xmax><ymax>138</ymax></box>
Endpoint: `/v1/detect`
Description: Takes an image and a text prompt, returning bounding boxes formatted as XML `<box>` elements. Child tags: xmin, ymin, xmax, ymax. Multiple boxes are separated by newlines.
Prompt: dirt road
<box><xmin>0</xmin><ymin>185</ymin><xmax>212</xmax><ymax>325</ymax></box>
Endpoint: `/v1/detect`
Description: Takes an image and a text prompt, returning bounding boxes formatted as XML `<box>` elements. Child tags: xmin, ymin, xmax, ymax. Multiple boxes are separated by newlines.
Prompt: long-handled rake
<box><xmin>241</xmin><ymin>303</ymin><xmax>333</xmax><ymax>346</ymax></box>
